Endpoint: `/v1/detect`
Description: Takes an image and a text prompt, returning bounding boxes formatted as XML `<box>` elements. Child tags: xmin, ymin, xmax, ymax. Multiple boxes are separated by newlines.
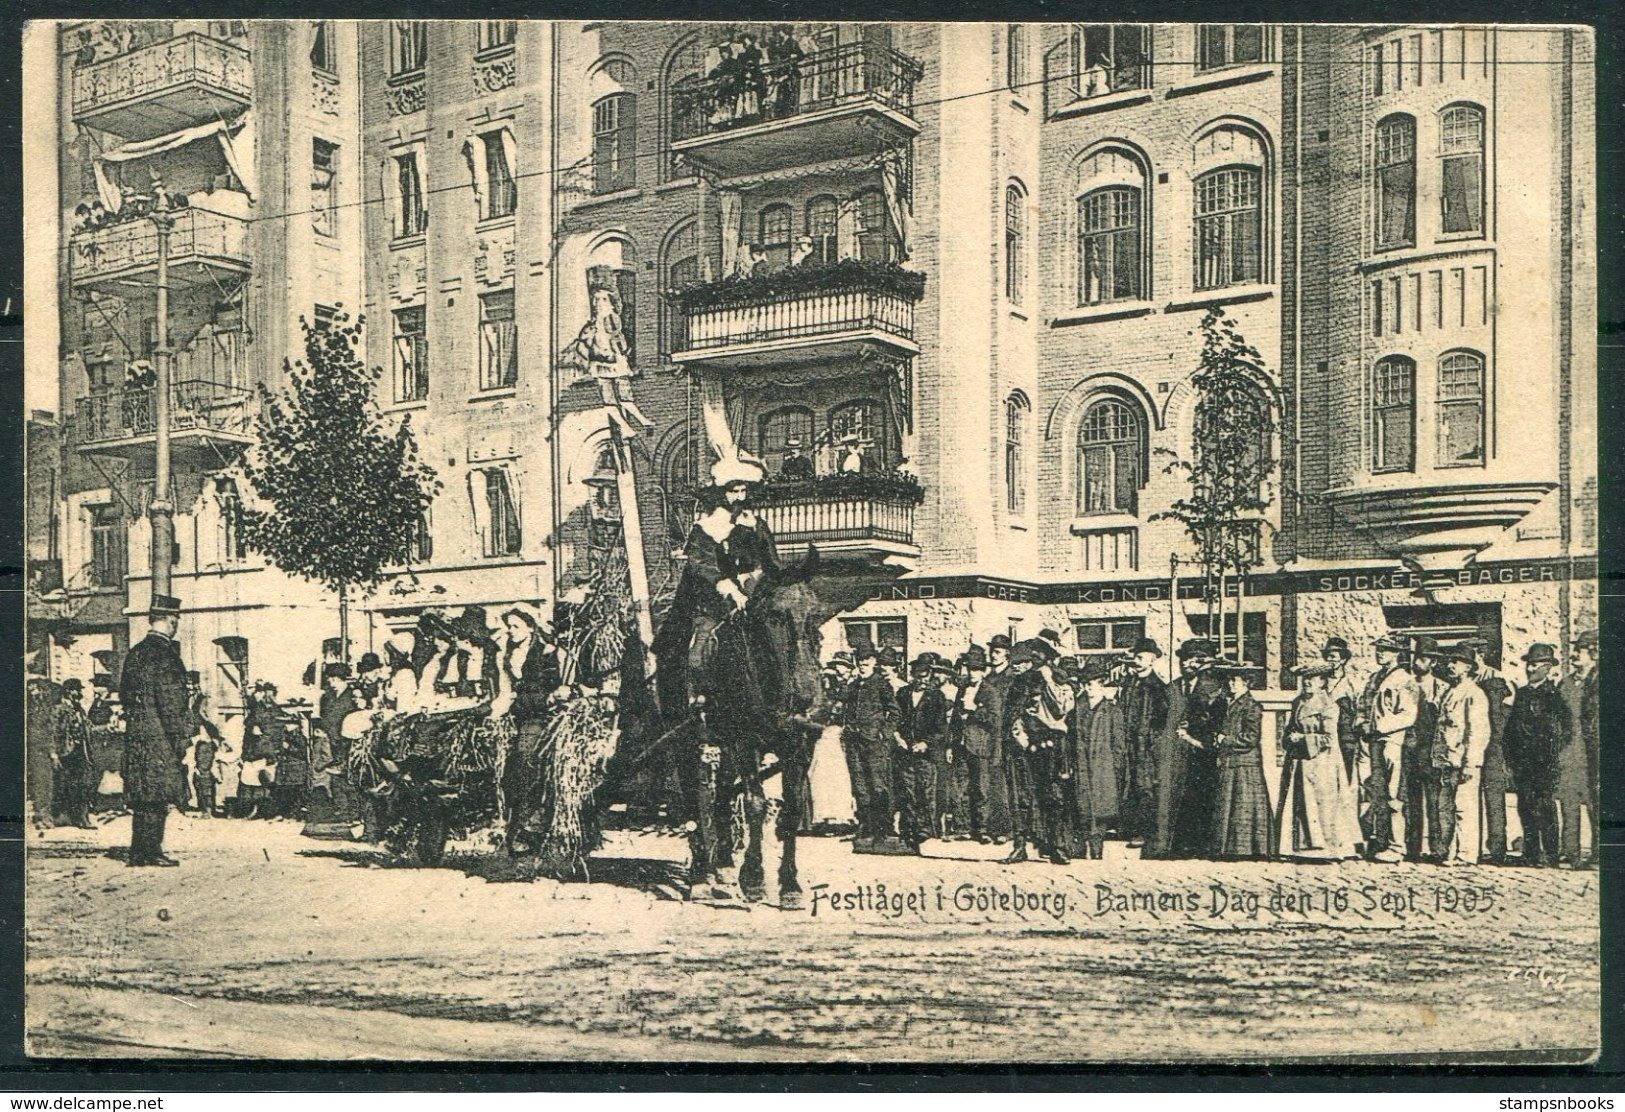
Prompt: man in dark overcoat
<box><xmin>840</xmin><ymin>646</ymin><xmax>902</xmax><ymax>851</ymax></box>
<box><xmin>1502</xmin><ymin>643</ymin><xmax>1570</xmax><ymax>867</ymax></box>
<box><xmin>894</xmin><ymin>653</ymin><xmax>948</xmax><ymax>847</ymax></box>
<box><xmin>1571</xmin><ymin>629</ymin><xmax>1599</xmax><ymax>868</ymax></box>
<box><xmin>1145</xmin><ymin>639</ymin><xmax>1224</xmax><ymax>859</ymax></box>
<box><xmin>950</xmin><ymin>645</ymin><xmax>1007</xmax><ymax>842</ymax></box>
<box><xmin>1115</xmin><ymin>637</ymin><xmax>1168</xmax><ymax>846</ymax></box>
<box><xmin>119</xmin><ymin>594</ymin><xmax>190</xmax><ymax>866</ymax></box>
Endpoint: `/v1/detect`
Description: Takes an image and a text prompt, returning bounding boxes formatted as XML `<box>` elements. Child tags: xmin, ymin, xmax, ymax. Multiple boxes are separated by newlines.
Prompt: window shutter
<box><xmin>467</xmin><ymin>469</ymin><xmax>491</xmax><ymax>556</ymax></box>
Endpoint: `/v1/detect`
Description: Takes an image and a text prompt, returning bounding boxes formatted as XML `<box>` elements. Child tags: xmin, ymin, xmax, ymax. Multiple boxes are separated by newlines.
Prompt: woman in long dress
<box><xmin>1276</xmin><ymin>663</ymin><xmax>1361</xmax><ymax>860</ymax></box>
<box><xmin>1209</xmin><ymin>664</ymin><xmax>1274</xmax><ymax>861</ymax></box>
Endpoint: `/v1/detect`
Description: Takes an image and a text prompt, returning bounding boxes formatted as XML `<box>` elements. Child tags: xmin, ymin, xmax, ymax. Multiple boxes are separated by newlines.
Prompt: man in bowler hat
<box><xmin>119</xmin><ymin>595</ymin><xmax>191</xmax><ymax>866</ymax></box>
<box><xmin>1503</xmin><ymin>643</ymin><xmax>1571</xmax><ymax>867</ymax></box>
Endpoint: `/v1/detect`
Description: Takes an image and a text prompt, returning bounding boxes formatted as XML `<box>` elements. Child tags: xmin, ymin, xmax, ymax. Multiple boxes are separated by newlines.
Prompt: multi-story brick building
<box><xmin>31</xmin><ymin>21</ymin><xmax>1595</xmax><ymax>709</ymax></box>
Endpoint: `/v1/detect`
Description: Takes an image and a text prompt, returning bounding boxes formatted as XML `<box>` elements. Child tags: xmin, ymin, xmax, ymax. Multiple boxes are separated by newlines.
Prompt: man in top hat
<box><xmin>1458</xmin><ymin>637</ymin><xmax>1516</xmax><ymax>864</ymax></box>
<box><xmin>1115</xmin><ymin>636</ymin><xmax>1167</xmax><ymax>847</ymax></box>
<box><xmin>950</xmin><ymin>645</ymin><xmax>1008</xmax><ymax>843</ymax></box>
<box><xmin>1434</xmin><ymin>643</ymin><xmax>1492</xmax><ymax>866</ymax></box>
<box><xmin>1570</xmin><ymin>629</ymin><xmax>1600</xmax><ymax>867</ymax></box>
<box><xmin>839</xmin><ymin>646</ymin><xmax>904</xmax><ymax>852</ymax></box>
<box><xmin>1153</xmin><ymin>638</ymin><xmax>1225</xmax><ymax>859</ymax></box>
<box><xmin>779</xmin><ymin>437</ymin><xmax>815</xmax><ymax>482</ymax></box>
<box><xmin>118</xmin><ymin>595</ymin><xmax>191</xmax><ymax>866</ymax></box>
<box><xmin>1405</xmin><ymin>636</ymin><xmax>1446</xmax><ymax>859</ymax></box>
<box><xmin>1003</xmin><ymin>636</ymin><xmax>1074</xmax><ymax>863</ymax></box>
<box><xmin>894</xmin><ymin>652</ymin><xmax>949</xmax><ymax>847</ymax></box>
<box><xmin>1357</xmin><ymin>633</ymin><xmax>1421</xmax><ymax>863</ymax></box>
<box><xmin>1503</xmin><ymin>643</ymin><xmax>1572</xmax><ymax>867</ymax></box>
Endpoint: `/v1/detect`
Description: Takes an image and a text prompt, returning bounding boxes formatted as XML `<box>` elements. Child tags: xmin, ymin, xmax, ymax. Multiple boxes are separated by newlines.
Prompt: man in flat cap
<box><xmin>1571</xmin><ymin>629</ymin><xmax>1599</xmax><ymax>867</ymax></box>
<box><xmin>1461</xmin><ymin>637</ymin><xmax>1515</xmax><ymax>864</ymax></box>
<box><xmin>119</xmin><ymin>595</ymin><xmax>190</xmax><ymax>866</ymax></box>
<box><xmin>839</xmin><ymin>646</ymin><xmax>903</xmax><ymax>852</ymax></box>
<box><xmin>950</xmin><ymin>645</ymin><xmax>1007</xmax><ymax>843</ymax></box>
<box><xmin>1115</xmin><ymin>636</ymin><xmax>1167</xmax><ymax>847</ymax></box>
<box><xmin>1358</xmin><ymin>633</ymin><xmax>1420</xmax><ymax>863</ymax></box>
<box><xmin>1503</xmin><ymin>643</ymin><xmax>1571</xmax><ymax>867</ymax></box>
<box><xmin>1434</xmin><ymin>643</ymin><xmax>1491</xmax><ymax>866</ymax></box>
<box><xmin>1067</xmin><ymin>658</ymin><xmax>1127</xmax><ymax>860</ymax></box>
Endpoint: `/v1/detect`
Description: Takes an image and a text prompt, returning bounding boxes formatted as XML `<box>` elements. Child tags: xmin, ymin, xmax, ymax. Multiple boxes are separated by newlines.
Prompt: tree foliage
<box><xmin>240</xmin><ymin>311</ymin><xmax>440</xmax><ymax>602</ymax></box>
<box><xmin>1153</xmin><ymin>308</ymin><xmax>1279</xmax><ymax>588</ymax></box>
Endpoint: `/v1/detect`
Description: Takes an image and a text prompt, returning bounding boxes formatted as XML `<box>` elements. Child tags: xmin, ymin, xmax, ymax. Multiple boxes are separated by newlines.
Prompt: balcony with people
<box><xmin>669</xmin><ymin>26</ymin><xmax>923</xmax><ymax>177</ymax></box>
<box><xmin>70</xmin><ymin>25</ymin><xmax>252</xmax><ymax>142</ymax></box>
<box><xmin>71</xmin><ymin>343</ymin><xmax>253</xmax><ymax>463</ymax></box>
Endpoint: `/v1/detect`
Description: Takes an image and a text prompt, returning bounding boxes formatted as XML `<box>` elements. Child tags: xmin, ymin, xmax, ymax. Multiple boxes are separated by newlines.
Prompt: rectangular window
<box><xmin>1193</xmin><ymin>168</ymin><xmax>1261</xmax><ymax>290</ymax></box>
<box><xmin>392</xmin><ymin>306</ymin><xmax>428</xmax><ymax>403</ymax></box>
<box><xmin>1079</xmin><ymin>188</ymin><xmax>1141</xmax><ymax>305</ymax></box>
<box><xmin>1374</xmin><ymin>117</ymin><xmax>1415</xmax><ymax>250</ymax></box>
<box><xmin>1007</xmin><ymin>25</ymin><xmax>1028</xmax><ymax>91</ymax></box>
<box><xmin>1072</xmin><ymin>618</ymin><xmax>1145</xmax><ymax>660</ymax></box>
<box><xmin>391</xmin><ymin>21</ymin><xmax>427</xmax><ymax>76</ymax></box>
<box><xmin>1187</xmin><ymin>612</ymin><xmax>1268</xmax><ymax>678</ymax></box>
<box><xmin>1371</xmin><ymin>280</ymin><xmax>1384</xmax><ymax>337</ymax></box>
<box><xmin>1080</xmin><ymin>25</ymin><xmax>1149</xmax><ymax>97</ymax></box>
<box><xmin>394</xmin><ymin>151</ymin><xmax>426</xmax><ymax>238</ymax></box>
<box><xmin>406</xmin><ymin>512</ymin><xmax>433</xmax><ymax>564</ymax></box>
<box><xmin>482</xmin><ymin>130</ymin><xmax>517</xmax><ymax>219</ymax></box>
<box><xmin>89</xmin><ymin>504</ymin><xmax>126</xmax><ymax>589</ymax></box>
<box><xmin>476</xmin><ymin>21</ymin><xmax>516</xmax><ymax>53</ymax></box>
<box><xmin>1004</xmin><ymin>191</ymin><xmax>1025</xmax><ymax>305</ymax></box>
<box><xmin>1197</xmin><ymin>25</ymin><xmax>1266</xmax><ymax>72</ymax></box>
<box><xmin>592</xmin><ymin>95</ymin><xmax>637</xmax><ymax>195</ymax></box>
<box><xmin>311</xmin><ymin>139</ymin><xmax>338</xmax><ymax>238</ymax></box>
<box><xmin>313</xmin><ymin>303</ymin><xmax>339</xmax><ymax>332</ymax></box>
<box><xmin>481</xmin><ymin>468</ymin><xmax>521</xmax><ymax>557</ymax></box>
<box><xmin>310</xmin><ymin>21</ymin><xmax>336</xmax><ymax>73</ymax></box>
<box><xmin>1373</xmin><ymin>358</ymin><xmax>1416</xmax><ymax>473</ymax></box>
<box><xmin>856</xmin><ymin>191</ymin><xmax>895</xmax><ymax>264</ymax></box>
<box><xmin>1440</xmin><ymin>107</ymin><xmax>1485</xmax><ymax>235</ymax></box>
<box><xmin>477</xmin><ymin>290</ymin><xmax>518</xmax><ymax>391</ymax></box>
<box><xmin>1370</xmin><ymin>44</ymin><xmax>1384</xmax><ymax>96</ymax></box>
<box><xmin>842</xmin><ymin>618</ymin><xmax>908</xmax><ymax>661</ymax></box>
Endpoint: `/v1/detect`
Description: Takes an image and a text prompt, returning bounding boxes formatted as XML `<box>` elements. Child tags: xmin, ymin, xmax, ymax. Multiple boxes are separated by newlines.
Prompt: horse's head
<box><xmin>750</xmin><ymin>561</ymin><xmax>827</xmax><ymax>718</ymax></box>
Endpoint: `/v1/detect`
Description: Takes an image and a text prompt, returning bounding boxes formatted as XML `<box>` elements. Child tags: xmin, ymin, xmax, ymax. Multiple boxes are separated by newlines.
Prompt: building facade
<box><xmin>32</xmin><ymin>21</ymin><xmax>1595</xmax><ymax>707</ymax></box>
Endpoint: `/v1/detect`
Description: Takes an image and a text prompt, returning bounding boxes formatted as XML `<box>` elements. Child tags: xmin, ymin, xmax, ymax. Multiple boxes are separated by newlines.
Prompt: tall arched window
<box><xmin>1374</xmin><ymin>114</ymin><xmax>1416</xmax><ymax>249</ymax></box>
<box><xmin>758</xmin><ymin>204</ymin><xmax>792</xmax><ymax>267</ymax></box>
<box><xmin>1078</xmin><ymin>398</ymin><xmax>1143</xmax><ymax>515</ymax></box>
<box><xmin>661</xmin><ymin>221</ymin><xmax>699</xmax><ymax>356</ymax></box>
<box><xmin>1373</xmin><ymin>355</ymin><xmax>1416</xmax><ymax>473</ymax></box>
<box><xmin>662</xmin><ymin>35</ymin><xmax>709</xmax><ymax>180</ymax></box>
<box><xmin>1007</xmin><ymin>25</ymin><xmax>1028</xmax><ymax>92</ymax></box>
<box><xmin>759</xmin><ymin>406</ymin><xmax>816</xmax><ymax>475</ymax></box>
<box><xmin>806</xmin><ymin>195</ymin><xmax>839</xmax><ymax>264</ymax></box>
<box><xmin>1437</xmin><ymin>350</ymin><xmax>1485</xmax><ymax>467</ymax></box>
<box><xmin>1075</xmin><ymin>146</ymin><xmax>1148</xmax><ymax>305</ymax></box>
<box><xmin>1004</xmin><ymin>184</ymin><xmax>1027</xmax><ymax>305</ymax></box>
<box><xmin>593</xmin><ymin>94</ymin><xmax>636</xmax><ymax>194</ymax></box>
<box><xmin>1005</xmin><ymin>392</ymin><xmax>1030</xmax><ymax>515</ymax></box>
<box><xmin>1193</xmin><ymin>166</ymin><xmax>1262</xmax><ymax>290</ymax></box>
<box><xmin>1439</xmin><ymin>104</ymin><xmax>1485</xmax><ymax>236</ymax></box>
<box><xmin>855</xmin><ymin>189</ymin><xmax>895</xmax><ymax>262</ymax></box>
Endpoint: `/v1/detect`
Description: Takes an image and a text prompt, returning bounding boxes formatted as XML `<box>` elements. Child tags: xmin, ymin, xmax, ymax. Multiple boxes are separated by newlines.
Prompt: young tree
<box><xmin>240</xmin><ymin>311</ymin><xmax>440</xmax><ymax>661</ymax></box>
<box><xmin>1154</xmin><ymin>308</ymin><xmax>1278</xmax><ymax>662</ymax></box>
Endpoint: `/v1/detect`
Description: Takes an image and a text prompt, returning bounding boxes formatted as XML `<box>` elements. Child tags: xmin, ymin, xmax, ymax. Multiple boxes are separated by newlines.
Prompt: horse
<box><xmin>666</xmin><ymin>556</ymin><xmax>827</xmax><ymax>908</ymax></box>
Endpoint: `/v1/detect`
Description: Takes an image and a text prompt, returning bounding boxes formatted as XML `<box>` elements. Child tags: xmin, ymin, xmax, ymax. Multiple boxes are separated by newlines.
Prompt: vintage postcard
<box><xmin>21</xmin><ymin>19</ymin><xmax>1599</xmax><ymax>1063</ymax></box>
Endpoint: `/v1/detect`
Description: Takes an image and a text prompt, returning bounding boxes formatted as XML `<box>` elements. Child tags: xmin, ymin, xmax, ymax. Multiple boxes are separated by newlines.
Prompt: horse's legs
<box><xmin>777</xmin><ymin>748</ymin><xmax>810</xmax><ymax>908</ymax></box>
<box><xmin>738</xmin><ymin>754</ymin><xmax>769</xmax><ymax>902</ymax></box>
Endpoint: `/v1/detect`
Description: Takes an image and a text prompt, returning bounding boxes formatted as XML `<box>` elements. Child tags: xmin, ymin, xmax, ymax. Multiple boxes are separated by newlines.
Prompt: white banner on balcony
<box><xmin>93</xmin><ymin>114</ymin><xmax>255</xmax><ymax>213</ymax></box>
<box><xmin>719</xmin><ymin>190</ymin><xmax>742</xmax><ymax>278</ymax></box>
<box><xmin>698</xmin><ymin>374</ymin><xmax>738</xmax><ymax>463</ymax></box>
<box><xmin>880</xmin><ymin>149</ymin><xmax>912</xmax><ymax>261</ymax></box>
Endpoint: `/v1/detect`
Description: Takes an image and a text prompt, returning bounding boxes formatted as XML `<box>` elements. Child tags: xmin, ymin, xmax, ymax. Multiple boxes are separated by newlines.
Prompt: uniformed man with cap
<box><xmin>1435</xmin><ymin>642</ymin><xmax>1492</xmax><ymax>866</ymax></box>
<box><xmin>1358</xmin><ymin>633</ymin><xmax>1421</xmax><ymax>862</ymax></box>
<box><xmin>839</xmin><ymin>646</ymin><xmax>902</xmax><ymax>852</ymax></box>
<box><xmin>118</xmin><ymin>594</ymin><xmax>191</xmax><ymax>866</ymax></box>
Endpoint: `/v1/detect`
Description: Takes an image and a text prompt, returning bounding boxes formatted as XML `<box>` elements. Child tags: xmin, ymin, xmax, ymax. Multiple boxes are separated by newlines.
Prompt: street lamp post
<box><xmin>149</xmin><ymin>205</ymin><xmax>175</xmax><ymax>601</ymax></box>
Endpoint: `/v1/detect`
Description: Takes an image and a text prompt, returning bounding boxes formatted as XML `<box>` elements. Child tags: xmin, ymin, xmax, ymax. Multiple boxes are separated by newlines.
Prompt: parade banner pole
<box><xmin>610</xmin><ymin>421</ymin><xmax>656</xmax><ymax>650</ymax></box>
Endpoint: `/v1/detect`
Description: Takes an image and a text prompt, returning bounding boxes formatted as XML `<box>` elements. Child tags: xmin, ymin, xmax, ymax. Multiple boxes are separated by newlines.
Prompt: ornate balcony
<box><xmin>72</xmin><ymin>378</ymin><xmax>254</xmax><ymax>464</ymax></box>
<box><xmin>1328</xmin><ymin>481</ymin><xmax>1558</xmax><ymax>572</ymax></box>
<box><xmin>669</xmin><ymin>260</ymin><xmax>923</xmax><ymax>372</ymax></box>
<box><xmin>72</xmin><ymin>32</ymin><xmax>252</xmax><ymax>141</ymax></box>
<box><xmin>756</xmin><ymin>474</ymin><xmax>922</xmax><ymax>567</ymax></box>
<box><xmin>671</xmin><ymin>42</ymin><xmax>923</xmax><ymax>177</ymax></box>
<box><xmin>69</xmin><ymin>208</ymin><xmax>251</xmax><ymax>296</ymax></box>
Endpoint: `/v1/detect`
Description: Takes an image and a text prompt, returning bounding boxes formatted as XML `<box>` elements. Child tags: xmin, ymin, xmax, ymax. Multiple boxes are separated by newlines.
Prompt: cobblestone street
<box><xmin>25</xmin><ymin>815</ymin><xmax>1600</xmax><ymax>1062</ymax></box>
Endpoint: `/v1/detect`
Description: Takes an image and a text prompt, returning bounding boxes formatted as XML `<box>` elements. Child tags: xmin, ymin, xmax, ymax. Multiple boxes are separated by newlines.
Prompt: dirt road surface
<box><xmin>25</xmin><ymin>814</ymin><xmax>1599</xmax><ymax>1063</ymax></box>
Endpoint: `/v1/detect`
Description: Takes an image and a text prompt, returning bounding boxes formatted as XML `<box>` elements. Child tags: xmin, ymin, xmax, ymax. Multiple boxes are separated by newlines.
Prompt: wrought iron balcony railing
<box><xmin>74</xmin><ymin>378</ymin><xmax>253</xmax><ymax>449</ymax></box>
<box><xmin>71</xmin><ymin>32</ymin><xmax>253</xmax><ymax>137</ymax></box>
<box><xmin>672</xmin><ymin>42</ymin><xmax>923</xmax><ymax>144</ymax></box>
<box><xmin>69</xmin><ymin>208</ymin><xmax>250</xmax><ymax>290</ymax></box>
<box><xmin>756</xmin><ymin>474</ymin><xmax>921</xmax><ymax>552</ymax></box>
